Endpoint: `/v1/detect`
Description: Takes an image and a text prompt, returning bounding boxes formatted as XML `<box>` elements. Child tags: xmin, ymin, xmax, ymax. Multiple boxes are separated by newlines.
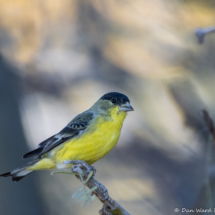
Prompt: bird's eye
<box><xmin>111</xmin><ymin>98</ymin><xmax>117</xmax><ymax>103</ymax></box>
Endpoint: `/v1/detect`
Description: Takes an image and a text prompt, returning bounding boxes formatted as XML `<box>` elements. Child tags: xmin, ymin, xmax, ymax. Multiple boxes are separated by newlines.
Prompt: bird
<box><xmin>0</xmin><ymin>92</ymin><xmax>133</xmax><ymax>182</ymax></box>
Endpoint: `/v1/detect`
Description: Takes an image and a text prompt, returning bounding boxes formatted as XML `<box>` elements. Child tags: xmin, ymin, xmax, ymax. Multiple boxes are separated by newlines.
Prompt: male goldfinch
<box><xmin>0</xmin><ymin>92</ymin><xmax>133</xmax><ymax>181</ymax></box>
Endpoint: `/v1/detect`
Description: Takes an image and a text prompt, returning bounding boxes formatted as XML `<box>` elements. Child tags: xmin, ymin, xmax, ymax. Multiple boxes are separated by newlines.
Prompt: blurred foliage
<box><xmin>1</xmin><ymin>0</ymin><xmax>215</xmax><ymax>215</ymax></box>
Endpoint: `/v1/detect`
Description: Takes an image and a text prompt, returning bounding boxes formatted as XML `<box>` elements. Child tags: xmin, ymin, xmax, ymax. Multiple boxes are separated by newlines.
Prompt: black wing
<box><xmin>23</xmin><ymin>111</ymin><xmax>94</xmax><ymax>159</ymax></box>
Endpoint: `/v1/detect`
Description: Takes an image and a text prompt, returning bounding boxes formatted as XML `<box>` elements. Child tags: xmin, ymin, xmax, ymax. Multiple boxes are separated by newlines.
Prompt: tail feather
<box><xmin>0</xmin><ymin>172</ymin><xmax>11</xmax><ymax>177</ymax></box>
<box><xmin>0</xmin><ymin>168</ymin><xmax>33</xmax><ymax>182</ymax></box>
<box><xmin>0</xmin><ymin>160</ymin><xmax>38</xmax><ymax>182</ymax></box>
<box><xmin>23</xmin><ymin>147</ymin><xmax>43</xmax><ymax>159</ymax></box>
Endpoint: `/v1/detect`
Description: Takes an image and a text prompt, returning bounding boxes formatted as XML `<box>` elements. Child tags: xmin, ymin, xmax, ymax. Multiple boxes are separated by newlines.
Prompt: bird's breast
<box><xmin>54</xmin><ymin>109</ymin><xmax>127</xmax><ymax>165</ymax></box>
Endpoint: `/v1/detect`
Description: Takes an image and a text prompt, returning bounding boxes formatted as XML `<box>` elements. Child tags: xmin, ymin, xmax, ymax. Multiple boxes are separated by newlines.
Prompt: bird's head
<box><xmin>92</xmin><ymin>92</ymin><xmax>134</xmax><ymax>114</ymax></box>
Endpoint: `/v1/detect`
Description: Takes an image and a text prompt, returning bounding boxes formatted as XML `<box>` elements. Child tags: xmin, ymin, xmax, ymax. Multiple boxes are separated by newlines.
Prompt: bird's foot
<box><xmin>89</xmin><ymin>165</ymin><xmax>96</xmax><ymax>175</ymax></box>
<box><xmin>64</xmin><ymin>160</ymin><xmax>96</xmax><ymax>176</ymax></box>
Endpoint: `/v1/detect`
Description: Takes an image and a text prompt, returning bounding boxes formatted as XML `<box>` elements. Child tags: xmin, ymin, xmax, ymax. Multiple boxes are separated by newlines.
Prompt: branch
<box><xmin>195</xmin><ymin>26</ymin><xmax>215</xmax><ymax>44</ymax></box>
<box><xmin>193</xmin><ymin>110</ymin><xmax>215</xmax><ymax>213</ymax></box>
<box><xmin>202</xmin><ymin>110</ymin><xmax>215</xmax><ymax>142</ymax></box>
<box><xmin>70</xmin><ymin>162</ymin><xmax>131</xmax><ymax>215</ymax></box>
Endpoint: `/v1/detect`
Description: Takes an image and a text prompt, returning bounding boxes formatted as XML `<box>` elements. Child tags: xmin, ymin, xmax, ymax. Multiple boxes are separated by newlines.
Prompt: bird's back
<box><xmin>46</xmin><ymin>105</ymin><xmax>127</xmax><ymax>166</ymax></box>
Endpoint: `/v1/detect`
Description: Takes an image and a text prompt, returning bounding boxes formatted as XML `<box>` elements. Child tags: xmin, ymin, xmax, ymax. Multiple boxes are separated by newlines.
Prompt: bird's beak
<box><xmin>119</xmin><ymin>102</ymin><xmax>134</xmax><ymax>112</ymax></box>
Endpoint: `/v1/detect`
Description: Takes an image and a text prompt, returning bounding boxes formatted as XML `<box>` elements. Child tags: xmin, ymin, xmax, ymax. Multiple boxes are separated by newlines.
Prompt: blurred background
<box><xmin>0</xmin><ymin>0</ymin><xmax>215</xmax><ymax>214</ymax></box>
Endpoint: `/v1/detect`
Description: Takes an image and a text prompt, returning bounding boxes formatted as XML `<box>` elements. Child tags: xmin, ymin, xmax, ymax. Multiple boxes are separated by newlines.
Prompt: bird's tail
<box><xmin>0</xmin><ymin>160</ymin><xmax>38</xmax><ymax>182</ymax></box>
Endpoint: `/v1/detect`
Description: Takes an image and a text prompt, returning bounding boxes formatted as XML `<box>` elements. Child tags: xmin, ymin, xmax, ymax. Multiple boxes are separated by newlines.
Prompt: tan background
<box><xmin>0</xmin><ymin>0</ymin><xmax>215</xmax><ymax>214</ymax></box>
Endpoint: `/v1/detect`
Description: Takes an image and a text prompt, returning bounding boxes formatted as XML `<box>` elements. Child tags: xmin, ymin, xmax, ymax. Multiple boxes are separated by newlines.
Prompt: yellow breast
<box><xmin>52</xmin><ymin>107</ymin><xmax>127</xmax><ymax>166</ymax></box>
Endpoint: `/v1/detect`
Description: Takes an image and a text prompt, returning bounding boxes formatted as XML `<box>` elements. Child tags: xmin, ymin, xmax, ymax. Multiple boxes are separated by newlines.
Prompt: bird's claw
<box><xmin>64</xmin><ymin>160</ymin><xmax>108</xmax><ymax>201</ymax></box>
<box><xmin>89</xmin><ymin>165</ymin><xmax>96</xmax><ymax>176</ymax></box>
<box><xmin>64</xmin><ymin>160</ymin><xmax>96</xmax><ymax>177</ymax></box>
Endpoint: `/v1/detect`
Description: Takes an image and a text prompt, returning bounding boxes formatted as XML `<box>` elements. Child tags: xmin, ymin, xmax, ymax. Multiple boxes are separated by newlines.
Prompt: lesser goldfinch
<box><xmin>0</xmin><ymin>92</ymin><xmax>133</xmax><ymax>182</ymax></box>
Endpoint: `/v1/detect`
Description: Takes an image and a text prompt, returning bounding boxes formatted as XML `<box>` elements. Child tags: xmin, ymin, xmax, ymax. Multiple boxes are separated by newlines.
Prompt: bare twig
<box><xmin>70</xmin><ymin>162</ymin><xmax>131</xmax><ymax>215</ymax></box>
<box><xmin>195</xmin><ymin>26</ymin><xmax>215</xmax><ymax>44</ymax></box>
<box><xmin>193</xmin><ymin>110</ymin><xmax>215</xmax><ymax>214</ymax></box>
<box><xmin>202</xmin><ymin>110</ymin><xmax>215</xmax><ymax>142</ymax></box>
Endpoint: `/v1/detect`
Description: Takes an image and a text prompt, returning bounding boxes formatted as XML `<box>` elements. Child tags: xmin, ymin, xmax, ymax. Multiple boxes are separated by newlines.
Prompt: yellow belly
<box><xmin>29</xmin><ymin>108</ymin><xmax>127</xmax><ymax>171</ymax></box>
<box><xmin>55</xmin><ymin>110</ymin><xmax>127</xmax><ymax>165</ymax></box>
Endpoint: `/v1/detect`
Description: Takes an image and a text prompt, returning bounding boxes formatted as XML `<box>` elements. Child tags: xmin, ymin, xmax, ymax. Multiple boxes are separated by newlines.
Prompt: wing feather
<box><xmin>23</xmin><ymin>111</ymin><xmax>94</xmax><ymax>159</ymax></box>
